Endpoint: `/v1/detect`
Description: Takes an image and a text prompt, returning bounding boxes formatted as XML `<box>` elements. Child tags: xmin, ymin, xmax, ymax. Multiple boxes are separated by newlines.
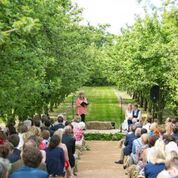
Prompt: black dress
<box><xmin>62</xmin><ymin>134</ymin><xmax>76</xmax><ymax>168</ymax></box>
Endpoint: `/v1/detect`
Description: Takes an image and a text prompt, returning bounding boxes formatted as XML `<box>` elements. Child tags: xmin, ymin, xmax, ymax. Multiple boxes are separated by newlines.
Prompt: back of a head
<box><xmin>58</xmin><ymin>116</ymin><xmax>64</xmax><ymax>123</ymax></box>
<box><xmin>22</xmin><ymin>146</ymin><xmax>42</xmax><ymax>168</ymax></box>
<box><xmin>23</xmin><ymin>120</ymin><xmax>32</xmax><ymax>130</ymax></box>
<box><xmin>141</xmin><ymin>128</ymin><xmax>147</xmax><ymax>135</ymax></box>
<box><xmin>0</xmin><ymin>143</ymin><xmax>10</xmax><ymax>159</ymax></box>
<box><xmin>150</xmin><ymin>122</ymin><xmax>158</xmax><ymax>131</ymax></box>
<box><xmin>64</xmin><ymin>125</ymin><xmax>73</xmax><ymax>135</ymax></box>
<box><xmin>130</xmin><ymin>124</ymin><xmax>136</xmax><ymax>133</ymax></box>
<box><xmin>18</xmin><ymin>124</ymin><xmax>28</xmax><ymax>133</ymax></box>
<box><xmin>41</xmin><ymin>130</ymin><xmax>50</xmax><ymax>140</ymax></box>
<box><xmin>135</xmin><ymin>128</ymin><xmax>141</xmax><ymax>137</ymax></box>
<box><xmin>44</xmin><ymin>120</ymin><xmax>51</xmax><ymax>128</ymax></box>
<box><xmin>147</xmin><ymin>116</ymin><xmax>152</xmax><ymax>123</ymax></box>
<box><xmin>163</xmin><ymin>134</ymin><xmax>175</xmax><ymax>144</ymax></box>
<box><xmin>48</xmin><ymin>135</ymin><xmax>60</xmax><ymax>149</ymax></box>
<box><xmin>141</xmin><ymin>133</ymin><xmax>149</xmax><ymax>145</ymax></box>
<box><xmin>166</xmin><ymin>157</ymin><xmax>178</xmax><ymax>170</ymax></box>
<box><xmin>78</xmin><ymin>122</ymin><xmax>86</xmax><ymax>130</ymax></box>
<box><xmin>33</xmin><ymin>120</ymin><xmax>41</xmax><ymax>127</ymax></box>
<box><xmin>134</xmin><ymin>104</ymin><xmax>138</xmax><ymax>109</ymax></box>
<box><xmin>8</xmin><ymin>134</ymin><xmax>20</xmax><ymax>148</ymax></box>
<box><xmin>23</xmin><ymin>139</ymin><xmax>37</xmax><ymax>150</ymax></box>
<box><xmin>54</xmin><ymin>129</ymin><xmax>63</xmax><ymax>140</ymax></box>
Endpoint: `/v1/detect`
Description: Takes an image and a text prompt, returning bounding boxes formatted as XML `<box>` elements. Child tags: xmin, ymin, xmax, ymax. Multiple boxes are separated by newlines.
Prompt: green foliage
<box><xmin>0</xmin><ymin>0</ymin><xmax>109</xmax><ymax>121</ymax></box>
<box><xmin>85</xmin><ymin>133</ymin><xmax>124</xmax><ymax>141</ymax></box>
<box><xmin>103</xmin><ymin>1</ymin><xmax>178</xmax><ymax>121</ymax></box>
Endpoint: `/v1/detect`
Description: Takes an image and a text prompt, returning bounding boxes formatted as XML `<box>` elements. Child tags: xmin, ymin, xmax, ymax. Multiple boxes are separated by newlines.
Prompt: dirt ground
<box><xmin>77</xmin><ymin>141</ymin><xmax>127</xmax><ymax>178</ymax></box>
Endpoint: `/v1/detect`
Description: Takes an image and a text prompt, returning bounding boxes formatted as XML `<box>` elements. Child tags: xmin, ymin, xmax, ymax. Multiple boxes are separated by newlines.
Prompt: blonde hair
<box><xmin>29</xmin><ymin>126</ymin><xmax>41</xmax><ymax>136</ymax></box>
<box><xmin>166</xmin><ymin>151</ymin><xmax>178</xmax><ymax>161</ymax></box>
<box><xmin>165</xmin><ymin>122</ymin><xmax>173</xmax><ymax>135</ymax></box>
<box><xmin>141</xmin><ymin>133</ymin><xmax>149</xmax><ymax>145</ymax></box>
<box><xmin>154</xmin><ymin>140</ymin><xmax>166</xmax><ymax>164</ymax></box>
<box><xmin>150</xmin><ymin>122</ymin><xmax>158</xmax><ymax>131</ymax></box>
<box><xmin>54</xmin><ymin>129</ymin><xmax>64</xmax><ymax>141</ymax></box>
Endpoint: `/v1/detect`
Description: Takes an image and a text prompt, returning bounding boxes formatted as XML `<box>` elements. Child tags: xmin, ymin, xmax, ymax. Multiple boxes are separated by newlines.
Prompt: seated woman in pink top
<box><xmin>76</xmin><ymin>92</ymin><xmax>88</xmax><ymax>122</ymax></box>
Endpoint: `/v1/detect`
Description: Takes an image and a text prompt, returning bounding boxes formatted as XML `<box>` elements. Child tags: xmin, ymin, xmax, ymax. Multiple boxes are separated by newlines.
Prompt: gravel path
<box><xmin>77</xmin><ymin>141</ymin><xmax>127</xmax><ymax>178</ymax></box>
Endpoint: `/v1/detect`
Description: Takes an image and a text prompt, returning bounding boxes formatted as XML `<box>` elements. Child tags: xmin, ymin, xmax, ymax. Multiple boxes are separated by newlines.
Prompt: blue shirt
<box><xmin>144</xmin><ymin>162</ymin><xmax>165</xmax><ymax>178</ymax></box>
<box><xmin>10</xmin><ymin>166</ymin><xmax>48</xmax><ymax>178</ymax></box>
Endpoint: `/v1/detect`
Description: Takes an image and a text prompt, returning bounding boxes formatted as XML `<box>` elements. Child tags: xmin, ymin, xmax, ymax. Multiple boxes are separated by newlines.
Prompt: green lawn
<box><xmin>50</xmin><ymin>87</ymin><xmax>124</xmax><ymax>127</ymax></box>
<box><xmin>82</xmin><ymin>87</ymin><xmax>123</xmax><ymax>127</ymax></box>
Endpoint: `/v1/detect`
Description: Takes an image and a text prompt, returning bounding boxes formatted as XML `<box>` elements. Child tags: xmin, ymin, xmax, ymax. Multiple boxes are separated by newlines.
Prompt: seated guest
<box><xmin>125</xmin><ymin>103</ymin><xmax>133</xmax><ymax>128</ymax></box>
<box><xmin>62</xmin><ymin>126</ymin><xmax>76</xmax><ymax>173</ymax></box>
<box><xmin>149</xmin><ymin>122</ymin><xmax>160</xmax><ymax>138</ymax></box>
<box><xmin>8</xmin><ymin>134</ymin><xmax>21</xmax><ymax>163</ymax></box>
<box><xmin>71</xmin><ymin>115</ymin><xmax>81</xmax><ymax>129</ymax></box>
<box><xmin>157</xmin><ymin>151</ymin><xmax>178</xmax><ymax>178</ymax></box>
<box><xmin>50</xmin><ymin>115</ymin><xmax>65</xmax><ymax>132</ymax></box>
<box><xmin>0</xmin><ymin>143</ymin><xmax>11</xmax><ymax>172</ymax></box>
<box><xmin>10</xmin><ymin>146</ymin><xmax>48</xmax><ymax>178</ymax></box>
<box><xmin>143</xmin><ymin>117</ymin><xmax>152</xmax><ymax>132</ymax></box>
<box><xmin>166</xmin><ymin>157</ymin><xmax>178</xmax><ymax>178</ymax></box>
<box><xmin>165</xmin><ymin>122</ymin><xmax>174</xmax><ymax>136</ymax></box>
<box><xmin>115</xmin><ymin>124</ymin><xmax>137</xmax><ymax>164</ymax></box>
<box><xmin>17</xmin><ymin>124</ymin><xmax>28</xmax><ymax>150</ymax></box>
<box><xmin>10</xmin><ymin>140</ymin><xmax>46</xmax><ymax>174</ymax></box>
<box><xmin>132</xmin><ymin>104</ymin><xmax>142</xmax><ymax>123</ymax></box>
<box><xmin>54</xmin><ymin>129</ymin><xmax>72</xmax><ymax>177</ymax></box>
<box><xmin>41</xmin><ymin>130</ymin><xmax>50</xmax><ymax>149</ymax></box>
<box><xmin>144</xmin><ymin>140</ymin><xmax>166</xmax><ymax>178</ymax></box>
<box><xmin>131</xmin><ymin>129</ymin><xmax>148</xmax><ymax>164</ymax></box>
<box><xmin>45</xmin><ymin>135</ymin><xmax>65</xmax><ymax>177</ymax></box>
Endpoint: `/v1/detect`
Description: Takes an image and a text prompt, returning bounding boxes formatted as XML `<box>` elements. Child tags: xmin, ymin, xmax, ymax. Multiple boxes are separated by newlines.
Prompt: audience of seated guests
<box><xmin>0</xmin><ymin>113</ymin><xmax>87</xmax><ymax>178</ymax></box>
<box><xmin>7</xmin><ymin>134</ymin><xmax>21</xmax><ymax>163</ymax></box>
<box><xmin>119</xmin><ymin>109</ymin><xmax>178</xmax><ymax>178</ymax></box>
<box><xmin>10</xmin><ymin>146</ymin><xmax>48</xmax><ymax>178</ymax></box>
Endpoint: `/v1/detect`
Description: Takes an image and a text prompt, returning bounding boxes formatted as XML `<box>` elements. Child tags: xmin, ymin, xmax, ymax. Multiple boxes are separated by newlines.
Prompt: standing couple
<box><xmin>122</xmin><ymin>104</ymin><xmax>142</xmax><ymax>132</ymax></box>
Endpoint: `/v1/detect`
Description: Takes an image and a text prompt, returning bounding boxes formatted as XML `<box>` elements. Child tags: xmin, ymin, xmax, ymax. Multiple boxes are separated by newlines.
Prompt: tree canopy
<box><xmin>102</xmin><ymin>0</ymin><xmax>178</xmax><ymax>121</ymax></box>
<box><xmin>0</xmin><ymin>0</ymin><xmax>177</xmax><ymax>122</ymax></box>
<box><xmin>0</xmin><ymin>0</ymin><xmax>109</xmax><ymax>121</ymax></box>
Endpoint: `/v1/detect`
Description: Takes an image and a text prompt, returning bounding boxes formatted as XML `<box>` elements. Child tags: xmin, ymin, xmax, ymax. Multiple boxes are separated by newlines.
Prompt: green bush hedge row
<box><xmin>84</xmin><ymin>133</ymin><xmax>124</xmax><ymax>141</ymax></box>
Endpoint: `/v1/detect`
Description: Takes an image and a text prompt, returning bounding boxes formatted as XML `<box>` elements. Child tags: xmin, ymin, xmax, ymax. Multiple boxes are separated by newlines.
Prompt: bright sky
<box><xmin>74</xmin><ymin>0</ymin><xmax>162</xmax><ymax>34</ymax></box>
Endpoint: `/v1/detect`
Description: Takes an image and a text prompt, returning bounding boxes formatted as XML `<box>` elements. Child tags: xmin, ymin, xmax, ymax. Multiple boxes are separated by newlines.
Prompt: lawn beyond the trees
<box><xmin>50</xmin><ymin>87</ymin><xmax>124</xmax><ymax>127</ymax></box>
<box><xmin>82</xmin><ymin>87</ymin><xmax>123</xmax><ymax>127</ymax></box>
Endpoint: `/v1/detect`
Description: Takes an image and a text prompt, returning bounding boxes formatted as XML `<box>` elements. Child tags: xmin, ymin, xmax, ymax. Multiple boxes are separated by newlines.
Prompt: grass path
<box><xmin>49</xmin><ymin>87</ymin><xmax>124</xmax><ymax>127</ymax></box>
<box><xmin>83</xmin><ymin>87</ymin><xmax>123</xmax><ymax>127</ymax></box>
<box><xmin>77</xmin><ymin>141</ymin><xmax>127</xmax><ymax>178</ymax></box>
